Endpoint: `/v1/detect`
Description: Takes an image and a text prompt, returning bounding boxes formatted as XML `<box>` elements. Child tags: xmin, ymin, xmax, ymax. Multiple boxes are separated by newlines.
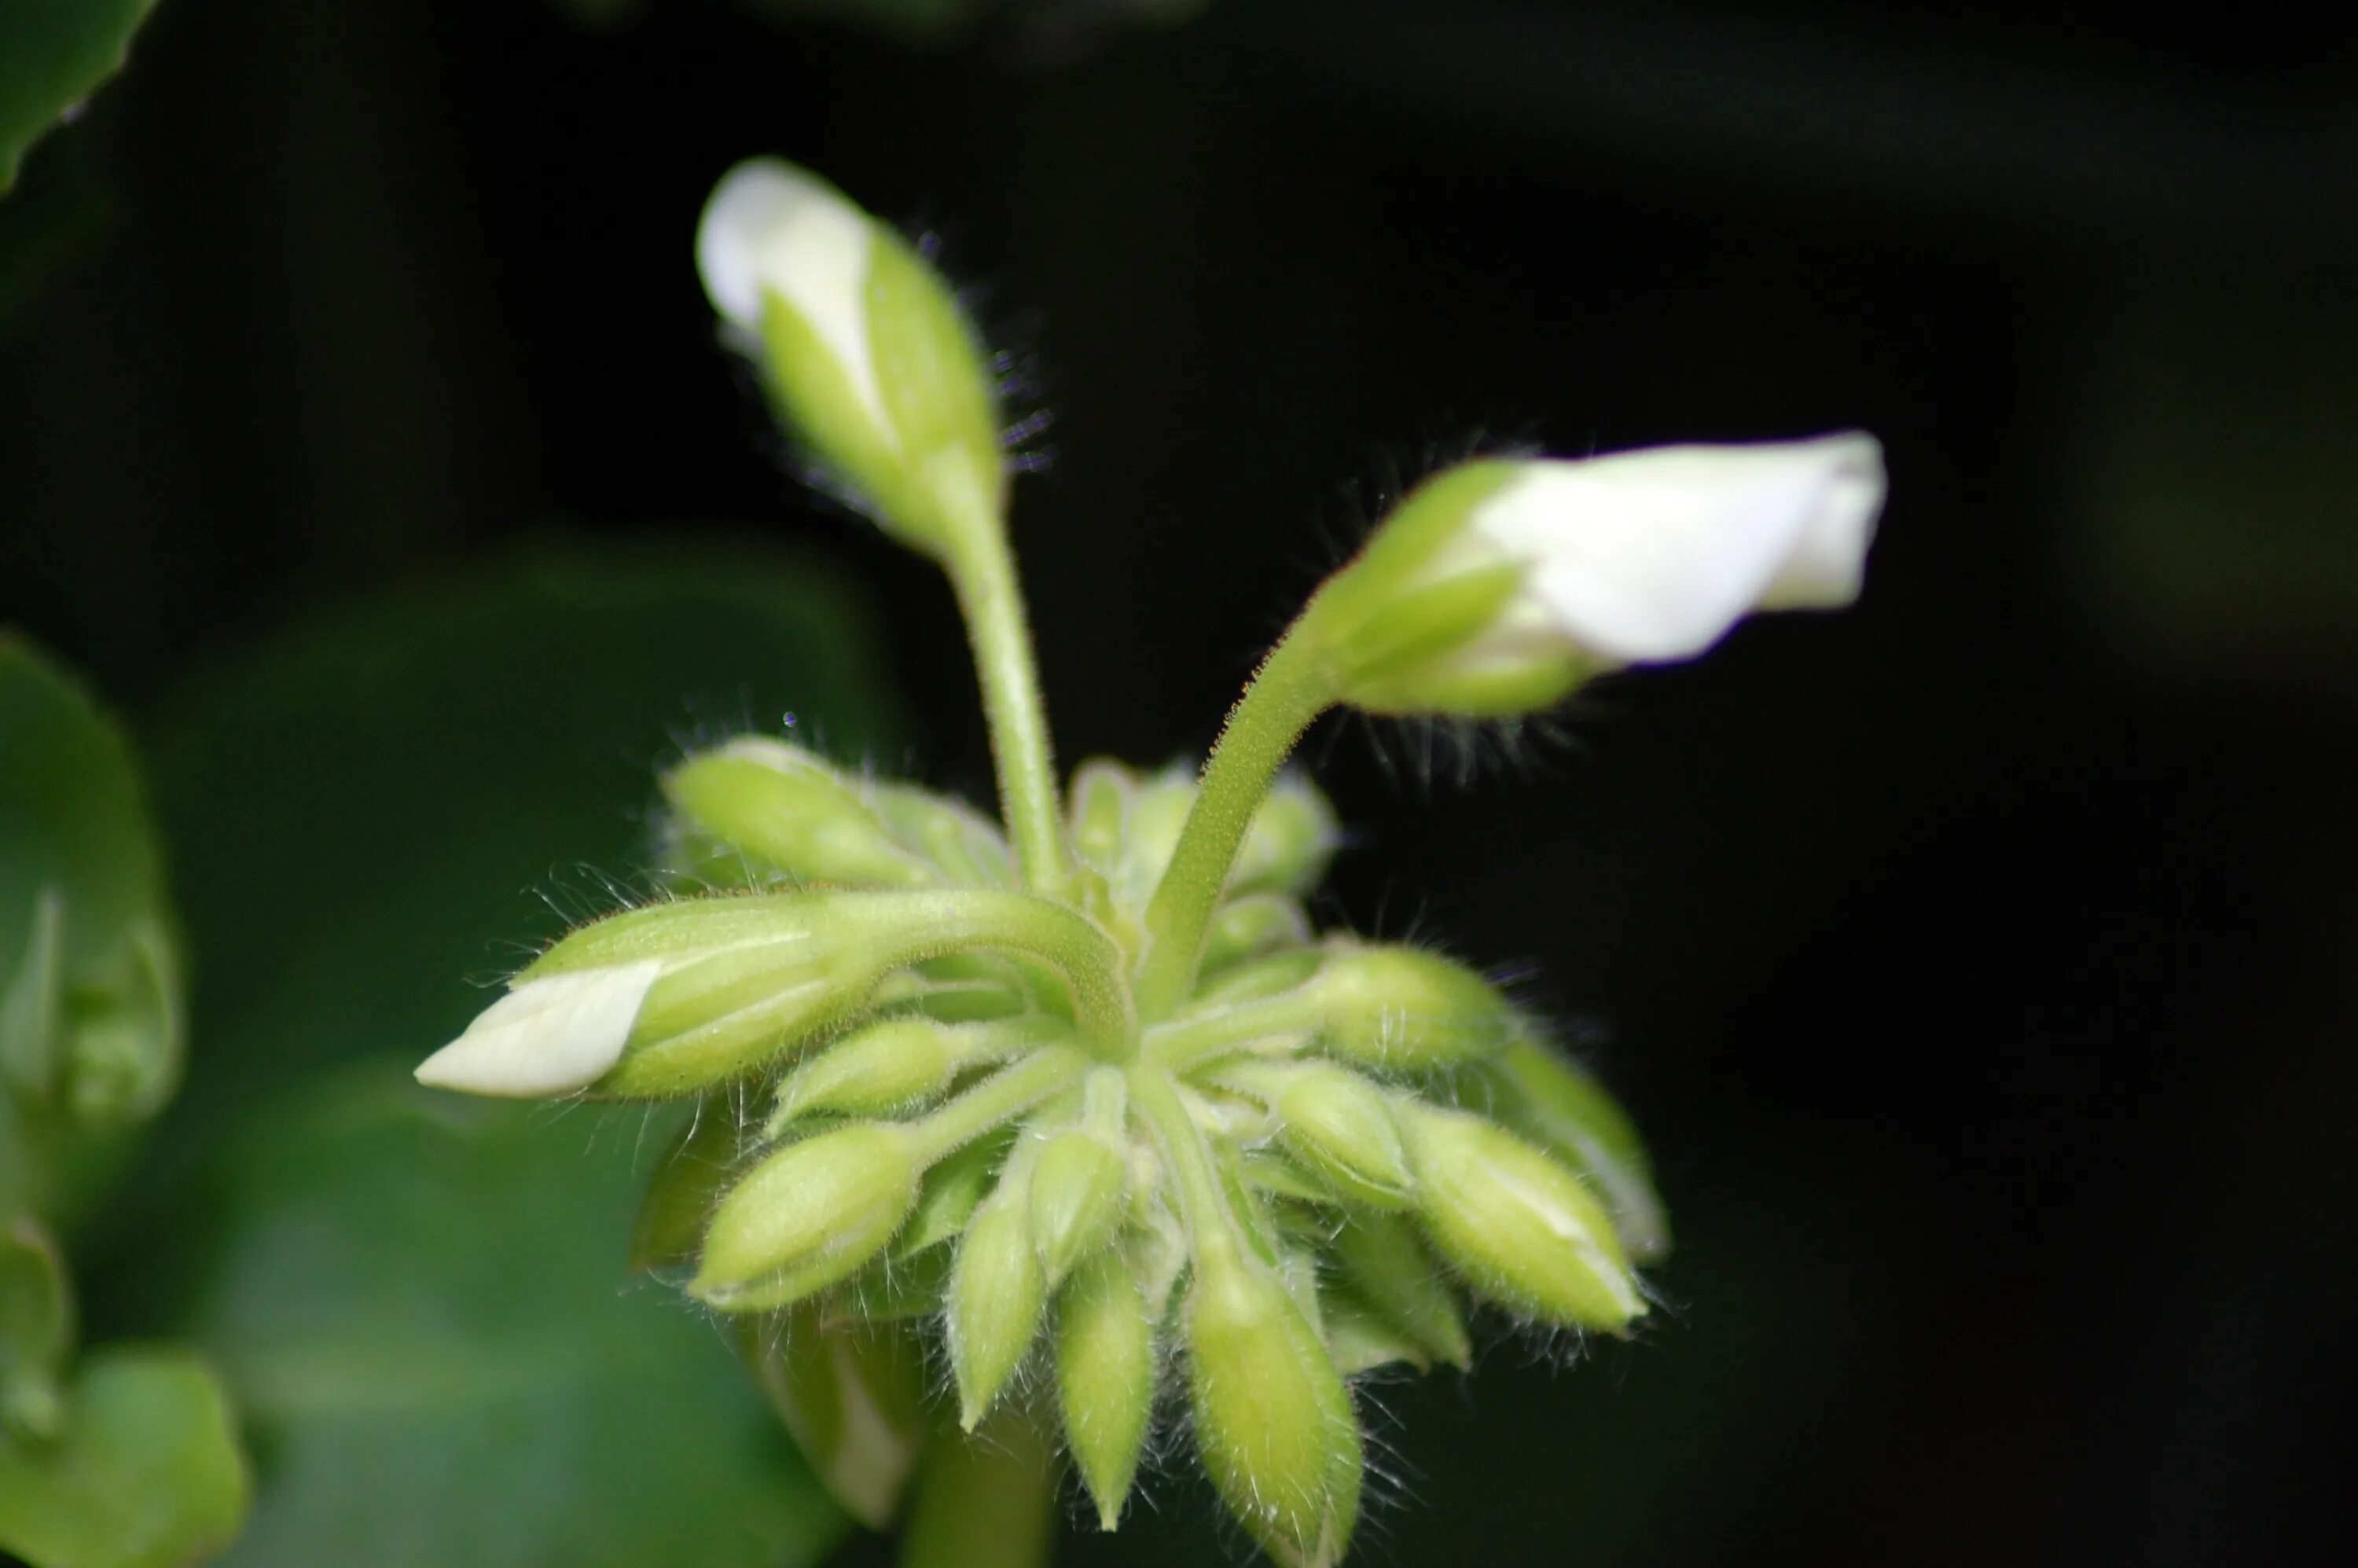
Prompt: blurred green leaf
<box><xmin>0</xmin><ymin>1347</ymin><xmax>245</xmax><ymax>1568</ymax></box>
<box><xmin>141</xmin><ymin>540</ymin><xmax>904</xmax><ymax>1124</ymax></box>
<box><xmin>173</xmin><ymin>1064</ymin><xmax>844</xmax><ymax>1568</ymax></box>
<box><xmin>92</xmin><ymin>539</ymin><xmax>899</xmax><ymax>1565</ymax></box>
<box><xmin>0</xmin><ymin>1</ymin><xmax>160</xmax><ymax>195</ymax></box>
<box><xmin>1</xmin><ymin>635</ymin><xmax>182</xmax><ymax>1150</ymax></box>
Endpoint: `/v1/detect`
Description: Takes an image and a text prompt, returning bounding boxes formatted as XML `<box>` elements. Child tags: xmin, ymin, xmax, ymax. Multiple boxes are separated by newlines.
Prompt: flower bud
<box><xmin>1398</xmin><ymin>1103</ymin><xmax>1642</xmax><ymax>1330</ymax></box>
<box><xmin>1307</xmin><ymin>942</ymin><xmax>1515</xmax><ymax>1071</ymax></box>
<box><xmin>697</xmin><ymin>159</ymin><xmax>1004</xmax><ymax>559</ymax></box>
<box><xmin>1229</xmin><ymin>772</ymin><xmax>1340</xmax><ymax>898</ymax></box>
<box><xmin>692</xmin><ymin>1122</ymin><xmax>921</xmax><ymax>1312</ymax></box>
<box><xmin>893</xmin><ymin>1131</ymin><xmax>1008</xmax><ymax>1259</ymax></box>
<box><xmin>1269</xmin><ymin>1064</ymin><xmax>1412</xmax><ymax>1210</ymax></box>
<box><xmin>1328</xmin><ymin>1213</ymin><xmax>1470</xmax><ymax>1371</ymax></box>
<box><xmin>741</xmin><ymin>1311</ymin><xmax>928</xmax><ymax>1530</ymax></box>
<box><xmin>663</xmin><ymin>738</ymin><xmax>938</xmax><ymax>890</ymax></box>
<box><xmin>1027</xmin><ymin>1126</ymin><xmax>1129</xmax><ymax>1288</ymax></box>
<box><xmin>1307</xmin><ymin>435</ymin><xmax>1883</xmax><ymax>716</ymax></box>
<box><xmin>417</xmin><ymin>894</ymin><xmax>930</xmax><ymax>1100</ymax></box>
<box><xmin>1191</xmin><ymin>945</ymin><xmax>1324</xmax><ymax>1009</ymax></box>
<box><xmin>947</xmin><ymin>1167</ymin><xmax>1047</xmax><ymax>1429</ymax></box>
<box><xmin>1186</xmin><ymin>1248</ymin><xmax>1362</xmax><ymax>1568</ymax></box>
<box><xmin>1485</xmin><ymin>1039</ymin><xmax>1669</xmax><ymax>1262</ymax></box>
<box><xmin>1198</xmin><ymin>894</ymin><xmax>1312</xmax><ymax>979</ymax></box>
<box><xmin>871</xmin><ymin>784</ymin><xmax>1012</xmax><ymax>888</ymax></box>
<box><xmin>766</xmin><ymin>1016</ymin><xmax>966</xmax><ymax>1130</ymax></box>
<box><xmin>1056</xmin><ymin>1248</ymin><xmax>1155</xmax><ymax>1530</ymax></box>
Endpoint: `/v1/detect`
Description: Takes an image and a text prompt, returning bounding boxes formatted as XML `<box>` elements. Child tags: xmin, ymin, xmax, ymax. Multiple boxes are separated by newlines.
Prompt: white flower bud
<box><xmin>1313</xmin><ymin>433</ymin><xmax>1884</xmax><ymax>716</ymax></box>
<box><xmin>696</xmin><ymin>159</ymin><xmax>1004</xmax><ymax>559</ymax></box>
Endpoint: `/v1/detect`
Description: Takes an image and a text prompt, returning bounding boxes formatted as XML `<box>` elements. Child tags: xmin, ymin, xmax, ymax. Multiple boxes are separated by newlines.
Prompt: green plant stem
<box><xmin>876</xmin><ymin>891</ymin><xmax>1132</xmax><ymax>1056</ymax></box>
<box><xmin>898</xmin><ymin>1404</ymin><xmax>1058</xmax><ymax>1568</ymax></box>
<box><xmin>1127</xmin><ymin>1063</ymin><xmax>1246</xmax><ymax>1267</ymax></box>
<box><xmin>939</xmin><ymin>494</ymin><xmax>1069</xmax><ymax>900</ymax></box>
<box><xmin>905</xmin><ymin>1048</ymin><xmax>1089</xmax><ymax>1165</ymax></box>
<box><xmin>1135</xmin><ymin>623</ymin><xmax>1337</xmax><ymax>1022</ymax></box>
<box><xmin>1143</xmin><ymin>989</ymin><xmax>1333</xmax><ymax>1074</ymax></box>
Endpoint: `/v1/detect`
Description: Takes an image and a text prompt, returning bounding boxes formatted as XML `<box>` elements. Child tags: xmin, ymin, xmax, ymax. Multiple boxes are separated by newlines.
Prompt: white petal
<box><xmin>1471</xmin><ymin>432</ymin><xmax>1884</xmax><ymax>664</ymax></box>
<box><xmin>415</xmin><ymin>960</ymin><xmax>665</xmax><ymax>1098</ymax></box>
<box><xmin>696</xmin><ymin>160</ymin><xmax>889</xmax><ymax>433</ymax></box>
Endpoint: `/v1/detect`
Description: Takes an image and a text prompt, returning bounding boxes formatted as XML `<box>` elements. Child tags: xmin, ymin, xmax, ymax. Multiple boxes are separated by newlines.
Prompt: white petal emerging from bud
<box><xmin>414</xmin><ymin>960</ymin><xmax>663</xmax><ymax>1098</ymax></box>
<box><xmin>1468</xmin><ymin>431</ymin><xmax>1884</xmax><ymax>666</ymax></box>
<box><xmin>696</xmin><ymin>160</ymin><xmax>887</xmax><ymax>431</ymax></box>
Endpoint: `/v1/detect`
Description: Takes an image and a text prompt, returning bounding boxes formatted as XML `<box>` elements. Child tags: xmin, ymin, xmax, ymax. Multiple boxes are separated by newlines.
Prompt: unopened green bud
<box><xmin>1056</xmin><ymin>1247</ymin><xmax>1155</xmax><ymax>1530</ymax></box>
<box><xmin>894</xmin><ymin>1131</ymin><xmax>1008</xmax><ymax>1259</ymax></box>
<box><xmin>1065</xmin><ymin>758</ymin><xmax>1196</xmax><ymax>914</ymax></box>
<box><xmin>872</xmin><ymin>784</ymin><xmax>1012</xmax><ymax>888</ymax></box>
<box><xmin>697</xmin><ymin>160</ymin><xmax>1005</xmax><ymax>558</ymax></box>
<box><xmin>1328</xmin><ymin>1212</ymin><xmax>1470</xmax><ymax>1371</ymax></box>
<box><xmin>630</xmin><ymin>1103</ymin><xmax>745</xmax><ymax>1272</ymax></box>
<box><xmin>1230</xmin><ymin>772</ymin><xmax>1340</xmax><ymax>898</ymax></box>
<box><xmin>1186</xmin><ymin>1249</ymin><xmax>1362</xmax><ymax>1568</ymax></box>
<box><xmin>1028</xmin><ymin>1126</ymin><xmax>1129</xmax><ymax>1287</ymax></box>
<box><xmin>663</xmin><ymin>739</ymin><xmax>938</xmax><ymax>890</ymax></box>
<box><xmin>1320</xmin><ymin>1299</ymin><xmax>1432</xmax><ymax>1378</ymax></box>
<box><xmin>1065</xmin><ymin>759</ymin><xmax>1130</xmax><ymax>875</ymax></box>
<box><xmin>0</xmin><ymin>1216</ymin><xmax>69</xmax><ymax>1440</ymax></box>
<box><xmin>1198</xmin><ymin>894</ymin><xmax>1312</xmax><ymax>979</ymax></box>
<box><xmin>1269</xmin><ymin>1064</ymin><xmax>1413</xmax><ymax>1210</ymax></box>
<box><xmin>1485</xmin><ymin>1039</ymin><xmax>1669</xmax><ymax>1261</ymax></box>
<box><xmin>693</xmin><ymin>1122</ymin><xmax>921</xmax><ymax>1312</ymax></box>
<box><xmin>1308</xmin><ymin>942</ymin><xmax>1515</xmax><ymax>1071</ymax></box>
<box><xmin>1398</xmin><ymin>1103</ymin><xmax>1642</xmax><ymax>1330</ymax></box>
<box><xmin>947</xmin><ymin>1165</ymin><xmax>1047</xmax><ymax>1429</ymax></box>
<box><xmin>1192</xmin><ymin>945</ymin><xmax>1324</xmax><ymax>1009</ymax></box>
<box><xmin>767</xmin><ymin>1016</ymin><xmax>965</xmax><ymax>1130</ymax></box>
<box><xmin>742</xmin><ymin>1311</ymin><xmax>929</xmax><ymax>1530</ymax></box>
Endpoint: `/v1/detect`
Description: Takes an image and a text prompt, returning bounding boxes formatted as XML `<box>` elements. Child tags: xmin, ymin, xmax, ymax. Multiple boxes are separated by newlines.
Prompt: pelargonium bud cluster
<box><xmin>414</xmin><ymin>156</ymin><xmax>1879</xmax><ymax>1568</ymax></box>
<box><xmin>422</xmin><ymin>744</ymin><xmax>1662</xmax><ymax>1566</ymax></box>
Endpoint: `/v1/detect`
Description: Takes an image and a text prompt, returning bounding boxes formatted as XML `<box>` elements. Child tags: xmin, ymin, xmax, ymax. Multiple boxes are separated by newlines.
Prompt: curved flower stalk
<box><xmin>416</xmin><ymin>157</ymin><xmax>1883</xmax><ymax>1568</ymax></box>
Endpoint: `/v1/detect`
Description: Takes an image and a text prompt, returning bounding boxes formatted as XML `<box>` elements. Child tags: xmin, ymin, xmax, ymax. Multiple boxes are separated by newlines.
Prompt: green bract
<box><xmin>408</xmin><ymin>156</ymin><xmax>1882</xmax><ymax>1568</ymax></box>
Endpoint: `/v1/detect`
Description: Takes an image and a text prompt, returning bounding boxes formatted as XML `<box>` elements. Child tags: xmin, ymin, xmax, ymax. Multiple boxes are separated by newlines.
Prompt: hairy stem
<box><xmin>861</xmin><ymin>890</ymin><xmax>1132</xmax><ymax>1057</ymax></box>
<box><xmin>1134</xmin><ymin>623</ymin><xmax>1337</xmax><ymax>1021</ymax></box>
<box><xmin>938</xmin><ymin>477</ymin><xmax>1070</xmax><ymax>899</ymax></box>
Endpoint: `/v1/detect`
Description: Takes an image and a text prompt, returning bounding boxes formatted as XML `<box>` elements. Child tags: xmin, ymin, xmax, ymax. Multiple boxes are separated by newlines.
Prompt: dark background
<box><xmin>6</xmin><ymin>2</ymin><xmax>2356</xmax><ymax>1564</ymax></box>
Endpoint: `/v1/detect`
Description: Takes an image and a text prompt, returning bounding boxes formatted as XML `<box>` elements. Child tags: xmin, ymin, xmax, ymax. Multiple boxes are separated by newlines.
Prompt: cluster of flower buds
<box><xmin>416</xmin><ymin>157</ymin><xmax>1879</xmax><ymax>1567</ymax></box>
<box><xmin>421</xmin><ymin>745</ymin><xmax>1665</xmax><ymax>1565</ymax></box>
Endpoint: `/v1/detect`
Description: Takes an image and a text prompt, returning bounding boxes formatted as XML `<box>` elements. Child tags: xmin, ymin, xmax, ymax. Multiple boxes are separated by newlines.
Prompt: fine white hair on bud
<box><xmin>413</xmin><ymin>960</ymin><xmax>663</xmax><ymax>1097</ymax></box>
<box><xmin>696</xmin><ymin>159</ymin><xmax>888</xmax><ymax>432</ymax></box>
<box><xmin>1469</xmin><ymin>431</ymin><xmax>1884</xmax><ymax>665</ymax></box>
